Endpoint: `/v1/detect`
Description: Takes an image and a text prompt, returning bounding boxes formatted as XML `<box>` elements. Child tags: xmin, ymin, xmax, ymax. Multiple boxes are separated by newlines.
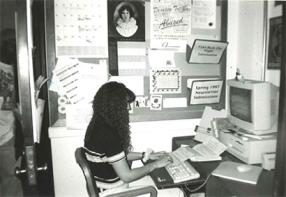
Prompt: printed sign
<box><xmin>188</xmin><ymin>39</ymin><xmax>228</xmax><ymax>64</ymax></box>
<box><xmin>190</xmin><ymin>80</ymin><xmax>223</xmax><ymax>105</ymax></box>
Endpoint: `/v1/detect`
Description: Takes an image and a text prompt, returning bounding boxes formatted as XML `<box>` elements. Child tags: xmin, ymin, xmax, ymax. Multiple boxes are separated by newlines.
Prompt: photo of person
<box><xmin>108</xmin><ymin>0</ymin><xmax>145</xmax><ymax>41</ymax></box>
<box><xmin>116</xmin><ymin>3</ymin><xmax>138</xmax><ymax>37</ymax></box>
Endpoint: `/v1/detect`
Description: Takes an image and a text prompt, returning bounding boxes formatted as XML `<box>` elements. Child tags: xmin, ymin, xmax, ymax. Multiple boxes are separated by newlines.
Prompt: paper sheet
<box><xmin>53</xmin><ymin>58</ymin><xmax>82</xmax><ymax>104</ymax></box>
<box><xmin>117</xmin><ymin>42</ymin><xmax>147</xmax><ymax>76</ymax></box>
<box><xmin>199</xmin><ymin>106</ymin><xmax>227</xmax><ymax>129</ymax></box>
<box><xmin>192</xmin><ymin>0</ymin><xmax>216</xmax><ymax>29</ymax></box>
<box><xmin>109</xmin><ymin>76</ymin><xmax>144</xmax><ymax>96</ymax></box>
<box><xmin>150</xmin><ymin>0</ymin><xmax>192</xmax><ymax>50</ymax></box>
<box><xmin>78</xmin><ymin>60</ymin><xmax>108</xmax><ymax>103</ymax></box>
<box><xmin>148</xmin><ymin>49</ymin><xmax>175</xmax><ymax>68</ymax></box>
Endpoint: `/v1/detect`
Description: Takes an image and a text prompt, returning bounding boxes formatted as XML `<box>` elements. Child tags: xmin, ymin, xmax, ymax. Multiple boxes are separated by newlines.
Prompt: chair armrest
<box><xmin>104</xmin><ymin>186</ymin><xmax>157</xmax><ymax>197</ymax></box>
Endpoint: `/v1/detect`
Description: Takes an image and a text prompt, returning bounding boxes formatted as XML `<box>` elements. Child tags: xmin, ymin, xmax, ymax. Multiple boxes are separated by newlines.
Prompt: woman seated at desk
<box><xmin>84</xmin><ymin>81</ymin><xmax>184</xmax><ymax>196</ymax></box>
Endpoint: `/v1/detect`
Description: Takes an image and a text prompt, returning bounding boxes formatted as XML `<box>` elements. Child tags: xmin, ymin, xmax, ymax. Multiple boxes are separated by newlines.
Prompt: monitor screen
<box><xmin>227</xmin><ymin>79</ymin><xmax>279</xmax><ymax>135</ymax></box>
<box><xmin>229</xmin><ymin>87</ymin><xmax>252</xmax><ymax>123</ymax></box>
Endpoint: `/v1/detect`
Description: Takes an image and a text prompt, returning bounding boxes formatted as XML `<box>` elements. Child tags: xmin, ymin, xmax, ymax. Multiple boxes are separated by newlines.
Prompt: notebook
<box><xmin>211</xmin><ymin>161</ymin><xmax>263</xmax><ymax>184</ymax></box>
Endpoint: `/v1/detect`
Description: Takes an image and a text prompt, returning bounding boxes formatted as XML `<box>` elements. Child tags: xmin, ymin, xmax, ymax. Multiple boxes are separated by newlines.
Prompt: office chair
<box><xmin>75</xmin><ymin>147</ymin><xmax>158</xmax><ymax>197</ymax></box>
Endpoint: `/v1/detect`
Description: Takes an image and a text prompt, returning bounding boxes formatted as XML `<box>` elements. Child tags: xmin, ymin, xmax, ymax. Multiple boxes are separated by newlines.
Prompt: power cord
<box><xmin>183</xmin><ymin>173</ymin><xmax>212</xmax><ymax>193</ymax></box>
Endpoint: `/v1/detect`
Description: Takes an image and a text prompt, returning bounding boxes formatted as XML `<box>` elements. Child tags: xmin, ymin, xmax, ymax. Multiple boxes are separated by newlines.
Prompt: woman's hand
<box><xmin>149</xmin><ymin>151</ymin><xmax>168</xmax><ymax>161</ymax></box>
<box><xmin>152</xmin><ymin>155</ymin><xmax>173</xmax><ymax>169</ymax></box>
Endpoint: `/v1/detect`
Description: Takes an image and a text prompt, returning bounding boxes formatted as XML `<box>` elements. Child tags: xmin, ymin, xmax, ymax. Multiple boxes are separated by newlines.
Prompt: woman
<box><xmin>116</xmin><ymin>4</ymin><xmax>138</xmax><ymax>37</ymax></box>
<box><xmin>84</xmin><ymin>81</ymin><xmax>184</xmax><ymax>196</ymax></box>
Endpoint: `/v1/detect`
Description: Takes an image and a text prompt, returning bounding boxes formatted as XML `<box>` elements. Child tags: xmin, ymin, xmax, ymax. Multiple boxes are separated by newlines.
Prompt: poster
<box><xmin>150</xmin><ymin>0</ymin><xmax>192</xmax><ymax>50</ymax></box>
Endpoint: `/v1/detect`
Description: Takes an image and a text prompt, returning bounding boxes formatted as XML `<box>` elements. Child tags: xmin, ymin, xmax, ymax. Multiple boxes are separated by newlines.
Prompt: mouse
<box><xmin>236</xmin><ymin>165</ymin><xmax>252</xmax><ymax>173</ymax></box>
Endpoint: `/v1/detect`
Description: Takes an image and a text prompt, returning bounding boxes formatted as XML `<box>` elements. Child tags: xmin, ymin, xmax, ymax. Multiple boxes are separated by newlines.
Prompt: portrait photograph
<box><xmin>108</xmin><ymin>0</ymin><xmax>145</xmax><ymax>41</ymax></box>
<box><xmin>267</xmin><ymin>16</ymin><xmax>282</xmax><ymax>69</ymax></box>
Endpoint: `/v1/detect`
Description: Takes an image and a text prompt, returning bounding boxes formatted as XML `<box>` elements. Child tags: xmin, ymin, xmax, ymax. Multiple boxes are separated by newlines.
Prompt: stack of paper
<box><xmin>190</xmin><ymin>137</ymin><xmax>227</xmax><ymax>162</ymax></box>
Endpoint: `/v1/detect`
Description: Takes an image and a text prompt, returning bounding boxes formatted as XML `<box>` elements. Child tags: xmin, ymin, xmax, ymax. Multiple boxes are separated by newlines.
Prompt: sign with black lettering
<box><xmin>190</xmin><ymin>80</ymin><xmax>223</xmax><ymax>105</ymax></box>
<box><xmin>187</xmin><ymin>39</ymin><xmax>228</xmax><ymax>64</ymax></box>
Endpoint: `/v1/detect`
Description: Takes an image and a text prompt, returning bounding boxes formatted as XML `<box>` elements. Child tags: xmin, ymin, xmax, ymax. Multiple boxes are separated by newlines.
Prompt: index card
<box><xmin>163</xmin><ymin>97</ymin><xmax>187</xmax><ymax>108</ymax></box>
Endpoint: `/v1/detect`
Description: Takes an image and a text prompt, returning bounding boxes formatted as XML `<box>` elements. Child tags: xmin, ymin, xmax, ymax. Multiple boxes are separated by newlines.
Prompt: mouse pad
<box><xmin>211</xmin><ymin>161</ymin><xmax>263</xmax><ymax>184</ymax></box>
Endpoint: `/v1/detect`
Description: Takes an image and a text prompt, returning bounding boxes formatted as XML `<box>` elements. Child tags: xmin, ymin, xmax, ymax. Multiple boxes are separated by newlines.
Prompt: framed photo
<box><xmin>267</xmin><ymin>16</ymin><xmax>282</xmax><ymax>69</ymax></box>
<box><xmin>108</xmin><ymin>0</ymin><xmax>145</xmax><ymax>41</ymax></box>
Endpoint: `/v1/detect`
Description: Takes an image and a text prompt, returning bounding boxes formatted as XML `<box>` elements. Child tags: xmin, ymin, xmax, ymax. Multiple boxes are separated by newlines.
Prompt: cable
<box><xmin>183</xmin><ymin>173</ymin><xmax>212</xmax><ymax>193</ymax></box>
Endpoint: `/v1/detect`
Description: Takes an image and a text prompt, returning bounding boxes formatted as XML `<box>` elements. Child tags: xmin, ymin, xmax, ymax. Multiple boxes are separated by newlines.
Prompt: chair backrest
<box><xmin>75</xmin><ymin>147</ymin><xmax>99</xmax><ymax>197</ymax></box>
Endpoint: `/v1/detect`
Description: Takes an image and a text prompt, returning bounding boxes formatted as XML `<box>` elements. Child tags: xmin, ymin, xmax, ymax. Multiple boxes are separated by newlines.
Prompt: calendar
<box><xmin>54</xmin><ymin>0</ymin><xmax>108</xmax><ymax>57</ymax></box>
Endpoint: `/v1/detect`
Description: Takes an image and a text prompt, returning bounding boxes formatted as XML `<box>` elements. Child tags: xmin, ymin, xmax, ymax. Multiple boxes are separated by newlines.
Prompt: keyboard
<box><xmin>165</xmin><ymin>151</ymin><xmax>200</xmax><ymax>183</ymax></box>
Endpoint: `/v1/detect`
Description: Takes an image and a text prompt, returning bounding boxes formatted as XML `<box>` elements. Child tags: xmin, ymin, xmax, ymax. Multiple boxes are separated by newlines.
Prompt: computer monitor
<box><xmin>227</xmin><ymin>79</ymin><xmax>279</xmax><ymax>135</ymax></box>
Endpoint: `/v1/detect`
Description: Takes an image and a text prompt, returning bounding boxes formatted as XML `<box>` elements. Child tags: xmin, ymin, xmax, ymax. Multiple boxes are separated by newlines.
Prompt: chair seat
<box><xmin>75</xmin><ymin>147</ymin><xmax>157</xmax><ymax>197</ymax></box>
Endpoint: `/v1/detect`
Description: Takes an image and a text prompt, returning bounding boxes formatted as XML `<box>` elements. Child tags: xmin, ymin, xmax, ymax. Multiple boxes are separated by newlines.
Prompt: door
<box><xmin>0</xmin><ymin>0</ymin><xmax>54</xmax><ymax>196</ymax></box>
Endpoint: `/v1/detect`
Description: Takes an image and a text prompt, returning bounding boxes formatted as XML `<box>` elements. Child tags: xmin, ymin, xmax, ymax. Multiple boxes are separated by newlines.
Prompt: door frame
<box><xmin>273</xmin><ymin>2</ymin><xmax>286</xmax><ymax>197</ymax></box>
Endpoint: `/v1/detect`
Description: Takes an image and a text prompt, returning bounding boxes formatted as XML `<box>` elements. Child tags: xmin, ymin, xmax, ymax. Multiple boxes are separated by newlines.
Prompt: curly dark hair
<box><xmin>118</xmin><ymin>4</ymin><xmax>134</xmax><ymax>18</ymax></box>
<box><xmin>87</xmin><ymin>81</ymin><xmax>135</xmax><ymax>153</ymax></box>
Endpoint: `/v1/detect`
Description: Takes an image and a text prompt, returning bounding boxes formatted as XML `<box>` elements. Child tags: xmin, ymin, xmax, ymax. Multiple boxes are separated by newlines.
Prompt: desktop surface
<box><xmin>167</xmin><ymin>135</ymin><xmax>275</xmax><ymax>196</ymax></box>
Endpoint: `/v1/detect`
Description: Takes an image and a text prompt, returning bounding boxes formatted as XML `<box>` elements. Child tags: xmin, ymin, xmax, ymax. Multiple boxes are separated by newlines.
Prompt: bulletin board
<box><xmin>45</xmin><ymin>0</ymin><xmax>228</xmax><ymax>126</ymax></box>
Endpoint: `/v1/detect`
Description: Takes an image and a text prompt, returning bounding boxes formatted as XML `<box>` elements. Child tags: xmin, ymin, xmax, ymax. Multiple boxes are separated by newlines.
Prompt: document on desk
<box><xmin>191</xmin><ymin>138</ymin><xmax>227</xmax><ymax>162</ymax></box>
<box><xmin>174</xmin><ymin>138</ymin><xmax>227</xmax><ymax>162</ymax></box>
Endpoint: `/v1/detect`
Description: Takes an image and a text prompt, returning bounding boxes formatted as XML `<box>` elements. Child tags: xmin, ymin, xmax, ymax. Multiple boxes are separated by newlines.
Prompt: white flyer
<box><xmin>150</xmin><ymin>0</ymin><xmax>192</xmax><ymax>50</ymax></box>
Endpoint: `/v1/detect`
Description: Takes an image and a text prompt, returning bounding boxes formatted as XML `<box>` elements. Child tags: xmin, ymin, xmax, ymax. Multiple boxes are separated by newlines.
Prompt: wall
<box><xmin>227</xmin><ymin>1</ymin><xmax>265</xmax><ymax>81</ymax></box>
<box><xmin>130</xmin><ymin>119</ymin><xmax>199</xmax><ymax>152</ymax></box>
<box><xmin>227</xmin><ymin>0</ymin><xmax>282</xmax><ymax>87</ymax></box>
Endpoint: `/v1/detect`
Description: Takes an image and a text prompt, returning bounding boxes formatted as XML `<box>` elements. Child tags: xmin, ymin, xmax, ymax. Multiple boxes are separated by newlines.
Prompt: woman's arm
<box><xmin>111</xmin><ymin>154</ymin><xmax>172</xmax><ymax>183</ymax></box>
<box><xmin>126</xmin><ymin>152</ymin><xmax>143</xmax><ymax>161</ymax></box>
<box><xmin>126</xmin><ymin>151</ymin><xmax>167</xmax><ymax>161</ymax></box>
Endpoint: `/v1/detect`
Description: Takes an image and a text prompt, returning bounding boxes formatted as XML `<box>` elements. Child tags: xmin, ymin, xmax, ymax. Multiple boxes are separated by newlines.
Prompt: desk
<box><xmin>172</xmin><ymin>136</ymin><xmax>275</xmax><ymax>197</ymax></box>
